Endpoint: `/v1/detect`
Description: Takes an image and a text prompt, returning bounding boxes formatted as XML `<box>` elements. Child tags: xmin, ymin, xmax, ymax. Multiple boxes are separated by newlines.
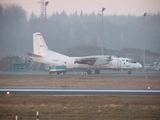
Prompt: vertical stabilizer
<box><xmin>33</xmin><ymin>32</ymin><xmax>48</xmax><ymax>56</ymax></box>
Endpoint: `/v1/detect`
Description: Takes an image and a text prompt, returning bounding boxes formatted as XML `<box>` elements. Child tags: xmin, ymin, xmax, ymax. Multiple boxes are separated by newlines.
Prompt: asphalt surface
<box><xmin>0</xmin><ymin>70</ymin><xmax>160</xmax><ymax>77</ymax></box>
<box><xmin>0</xmin><ymin>88</ymin><xmax>160</xmax><ymax>96</ymax></box>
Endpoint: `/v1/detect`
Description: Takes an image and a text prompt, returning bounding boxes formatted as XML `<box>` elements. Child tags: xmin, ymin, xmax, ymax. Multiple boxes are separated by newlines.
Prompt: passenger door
<box><xmin>117</xmin><ymin>60</ymin><xmax>121</xmax><ymax>68</ymax></box>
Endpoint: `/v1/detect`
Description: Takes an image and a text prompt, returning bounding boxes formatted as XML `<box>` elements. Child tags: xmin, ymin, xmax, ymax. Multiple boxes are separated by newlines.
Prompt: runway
<box><xmin>0</xmin><ymin>88</ymin><xmax>160</xmax><ymax>96</ymax></box>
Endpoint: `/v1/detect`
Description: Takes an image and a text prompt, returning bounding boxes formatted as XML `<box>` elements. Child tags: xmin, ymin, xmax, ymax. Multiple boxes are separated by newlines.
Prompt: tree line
<box><xmin>0</xmin><ymin>4</ymin><xmax>160</xmax><ymax>57</ymax></box>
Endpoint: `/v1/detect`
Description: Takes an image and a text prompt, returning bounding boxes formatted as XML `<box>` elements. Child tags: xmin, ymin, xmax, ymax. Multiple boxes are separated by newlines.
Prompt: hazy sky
<box><xmin>0</xmin><ymin>0</ymin><xmax>160</xmax><ymax>16</ymax></box>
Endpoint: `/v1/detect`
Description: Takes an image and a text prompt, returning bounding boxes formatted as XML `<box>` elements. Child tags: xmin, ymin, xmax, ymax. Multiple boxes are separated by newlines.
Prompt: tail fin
<box><xmin>33</xmin><ymin>32</ymin><xmax>48</xmax><ymax>56</ymax></box>
<box><xmin>33</xmin><ymin>32</ymin><xmax>69</xmax><ymax>58</ymax></box>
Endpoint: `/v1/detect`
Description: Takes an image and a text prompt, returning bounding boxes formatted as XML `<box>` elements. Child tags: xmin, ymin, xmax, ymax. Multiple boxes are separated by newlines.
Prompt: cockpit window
<box><xmin>128</xmin><ymin>59</ymin><xmax>136</xmax><ymax>63</ymax></box>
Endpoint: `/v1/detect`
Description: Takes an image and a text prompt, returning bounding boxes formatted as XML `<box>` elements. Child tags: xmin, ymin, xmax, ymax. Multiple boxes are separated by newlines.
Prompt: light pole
<box><xmin>39</xmin><ymin>0</ymin><xmax>49</xmax><ymax>41</ymax></box>
<box><xmin>101</xmin><ymin>7</ymin><xmax>106</xmax><ymax>55</ymax></box>
<box><xmin>44</xmin><ymin>1</ymin><xmax>49</xmax><ymax>41</ymax></box>
<box><xmin>143</xmin><ymin>13</ymin><xmax>147</xmax><ymax>69</ymax></box>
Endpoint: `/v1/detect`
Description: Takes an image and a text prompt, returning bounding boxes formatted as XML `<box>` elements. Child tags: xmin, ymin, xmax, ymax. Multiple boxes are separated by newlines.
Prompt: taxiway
<box><xmin>0</xmin><ymin>70</ymin><xmax>160</xmax><ymax>77</ymax></box>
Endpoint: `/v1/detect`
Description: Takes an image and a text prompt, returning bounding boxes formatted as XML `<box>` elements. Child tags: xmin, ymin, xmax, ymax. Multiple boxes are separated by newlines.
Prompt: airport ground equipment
<box><xmin>49</xmin><ymin>66</ymin><xmax>66</xmax><ymax>75</ymax></box>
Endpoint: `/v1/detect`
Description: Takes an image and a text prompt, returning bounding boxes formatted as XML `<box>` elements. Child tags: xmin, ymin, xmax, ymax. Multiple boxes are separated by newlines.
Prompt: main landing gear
<box><xmin>95</xmin><ymin>69</ymin><xmax>100</xmax><ymax>74</ymax></box>
<box><xmin>127</xmin><ymin>71</ymin><xmax>132</xmax><ymax>74</ymax></box>
<box><xmin>86</xmin><ymin>69</ymin><xmax>100</xmax><ymax>75</ymax></box>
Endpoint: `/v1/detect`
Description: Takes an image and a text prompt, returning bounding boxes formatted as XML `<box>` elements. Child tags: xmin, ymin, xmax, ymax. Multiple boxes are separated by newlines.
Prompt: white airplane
<box><xmin>27</xmin><ymin>32</ymin><xmax>142</xmax><ymax>74</ymax></box>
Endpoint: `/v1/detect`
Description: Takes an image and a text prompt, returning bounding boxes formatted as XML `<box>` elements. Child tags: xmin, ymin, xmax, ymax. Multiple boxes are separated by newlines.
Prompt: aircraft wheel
<box><xmin>95</xmin><ymin>69</ymin><xmax>100</xmax><ymax>74</ymax></box>
<box><xmin>128</xmin><ymin>71</ymin><xmax>131</xmax><ymax>74</ymax></box>
<box><xmin>87</xmin><ymin>70</ymin><xmax>92</xmax><ymax>75</ymax></box>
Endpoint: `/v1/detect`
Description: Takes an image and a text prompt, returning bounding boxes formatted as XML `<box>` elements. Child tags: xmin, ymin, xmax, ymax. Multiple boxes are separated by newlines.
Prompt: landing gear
<box><xmin>86</xmin><ymin>69</ymin><xmax>100</xmax><ymax>75</ymax></box>
<box><xmin>95</xmin><ymin>69</ymin><xmax>100</xmax><ymax>74</ymax></box>
<box><xmin>87</xmin><ymin>70</ymin><xmax>92</xmax><ymax>75</ymax></box>
<box><xmin>128</xmin><ymin>71</ymin><xmax>132</xmax><ymax>74</ymax></box>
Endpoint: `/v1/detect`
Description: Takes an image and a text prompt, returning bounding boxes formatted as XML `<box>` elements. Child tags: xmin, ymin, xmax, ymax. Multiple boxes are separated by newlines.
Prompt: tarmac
<box><xmin>0</xmin><ymin>70</ymin><xmax>160</xmax><ymax>96</ymax></box>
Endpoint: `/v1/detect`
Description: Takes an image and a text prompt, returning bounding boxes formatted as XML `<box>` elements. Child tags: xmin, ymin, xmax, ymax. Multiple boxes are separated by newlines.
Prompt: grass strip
<box><xmin>0</xmin><ymin>95</ymin><xmax>160</xmax><ymax>120</ymax></box>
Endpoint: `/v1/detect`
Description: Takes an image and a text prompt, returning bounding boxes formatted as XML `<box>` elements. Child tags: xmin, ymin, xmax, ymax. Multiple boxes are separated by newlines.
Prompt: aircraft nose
<box><xmin>137</xmin><ymin>63</ymin><xmax>142</xmax><ymax>68</ymax></box>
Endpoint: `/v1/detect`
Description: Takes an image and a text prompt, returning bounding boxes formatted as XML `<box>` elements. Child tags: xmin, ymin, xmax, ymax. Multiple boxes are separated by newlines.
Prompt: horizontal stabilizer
<box><xmin>27</xmin><ymin>53</ymin><xmax>43</xmax><ymax>57</ymax></box>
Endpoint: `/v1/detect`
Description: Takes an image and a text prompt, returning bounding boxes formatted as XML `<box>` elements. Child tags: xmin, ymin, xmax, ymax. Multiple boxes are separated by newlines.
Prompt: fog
<box><xmin>0</xmin><ymin>4</ymin><xmax>160</xmax><ymax>57</ymax></box>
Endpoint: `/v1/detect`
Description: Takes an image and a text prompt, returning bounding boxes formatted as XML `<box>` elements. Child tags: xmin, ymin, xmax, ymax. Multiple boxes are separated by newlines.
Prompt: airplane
<box><xmin>27</xmin><ymin>32</ymin><xmax>142</xmax><ymax>75</ymax></box>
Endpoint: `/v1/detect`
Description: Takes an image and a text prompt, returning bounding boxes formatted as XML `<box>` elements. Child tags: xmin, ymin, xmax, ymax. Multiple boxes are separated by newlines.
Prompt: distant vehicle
<box><xmin>49</xmin><ymin>66</ymin><xmax>66</xmax><ymax>75</ymax></box>
<box><xmin>27</xmin><ymin>32</ymin><xmax>142</xmax><ymax>74</ymax></box>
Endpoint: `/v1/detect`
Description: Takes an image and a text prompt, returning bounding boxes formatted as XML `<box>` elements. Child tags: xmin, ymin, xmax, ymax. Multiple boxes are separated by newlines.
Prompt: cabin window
<box><xmin>64</xmin><ymin>62</ymin><xmax>66</xmax><ymax>64</ymax></box>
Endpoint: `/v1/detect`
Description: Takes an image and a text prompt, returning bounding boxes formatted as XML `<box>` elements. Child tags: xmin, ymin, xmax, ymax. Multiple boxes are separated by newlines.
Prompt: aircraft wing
<box><xmin>74</xmin><ymin>56</ymin><xmax>97</xmax><ymax>65</ymax></box>
<box><xmin>74</xmin><ymin>56</ymin><xmax>113</xmax><ymax>65</ymax></box>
